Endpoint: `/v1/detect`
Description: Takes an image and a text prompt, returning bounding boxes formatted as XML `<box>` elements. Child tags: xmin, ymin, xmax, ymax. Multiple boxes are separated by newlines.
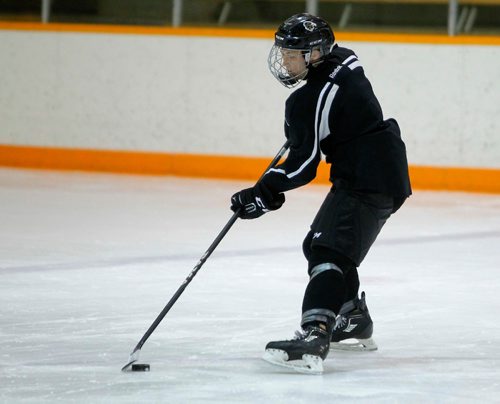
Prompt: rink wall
<box><xmin>0</xmin><ymin>22</ymin><xmax>499</xmax><ymax>193</ymax></box>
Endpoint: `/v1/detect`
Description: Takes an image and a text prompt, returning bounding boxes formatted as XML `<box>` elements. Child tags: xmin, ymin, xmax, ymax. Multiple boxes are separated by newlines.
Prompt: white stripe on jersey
<box><xmin>285</xmin><ymin>82</ymin><xmax>332</xmax><ymax>179</ymax></box>
<box><xmin>264</xmin><ymin>81</ymin><xmax>339</xmax><ymax>180</ymax></box>
<box><xmin>348</xmin><ymin>60</ymin><xmax>362</xmax><ymax>70</ymax></box>
<box><xmin>342</xmin><ymin>55</ymin><xmax>357</xmax><ymax>65</ymax></box>
<box><xmin>319</xmin><ymin>84</ymin><xmax>339</xmax><ymax>141</ymax></box>
<box><xmin>267</xmin><ymin>167</ymin><xmax>286</xmax><ymax>175</ymax></box>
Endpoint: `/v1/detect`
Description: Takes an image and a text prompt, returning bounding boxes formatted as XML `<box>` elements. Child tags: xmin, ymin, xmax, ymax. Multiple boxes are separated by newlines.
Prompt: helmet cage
<box><xmin>267</xmin><ymin>45</ymin><xmax>312</xmax><ymax>89</ymax></box>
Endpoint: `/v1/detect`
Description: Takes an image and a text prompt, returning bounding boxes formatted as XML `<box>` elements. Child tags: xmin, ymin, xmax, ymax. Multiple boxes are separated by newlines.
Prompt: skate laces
<box><xmin>293</xmin><ymin>329</ymin><xmax>308</xmax><ymax>340</ymax></box>
<box><xmin>293</xmin><ymin>325</ymin><xmax>327</xmax><ymax>340</ymax></box>
<box><xmin>334</xmin><ymin>315</ymin><xmax>347</xmax><ymax>330</ymax></box>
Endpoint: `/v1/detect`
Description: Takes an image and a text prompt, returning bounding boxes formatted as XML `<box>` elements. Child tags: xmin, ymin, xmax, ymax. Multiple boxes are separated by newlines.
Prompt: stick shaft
<box><xmin>131</xmin><ymin>140</ymin><xmax>291</xmax><ymax>353</ymax></box>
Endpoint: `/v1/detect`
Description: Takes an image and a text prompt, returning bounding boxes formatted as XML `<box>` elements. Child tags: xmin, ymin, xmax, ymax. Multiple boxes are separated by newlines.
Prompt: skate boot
<box><xmin>263</xmin><ymin>323</ymin><xmax>332</xmax><ymax>375</ymax></box>
<box><xmin>330</xmin><ymin>291</ymin><xmax>378</xmax><ymax>351</ymax></box>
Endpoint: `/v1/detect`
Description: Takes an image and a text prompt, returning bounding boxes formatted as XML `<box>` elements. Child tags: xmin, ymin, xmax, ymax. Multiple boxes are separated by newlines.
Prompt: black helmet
<box><xmin>276</xmin><ymin>13</ymin><xmax>335</xmax><ymax>57</ymax></box>
<box><xmin>268</xmin><ymin>14</ymin><xmax>335</xmax><ymax>88</ymax></box>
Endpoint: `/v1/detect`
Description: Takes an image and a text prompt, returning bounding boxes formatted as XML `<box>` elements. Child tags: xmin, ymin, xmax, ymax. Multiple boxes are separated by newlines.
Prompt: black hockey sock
<box><xmin>344</xmin><ymin>267</ymin><xmax>360</xmax><ymax>302</ymax></box>
<box><xmin>301</xmin><ymin>269</ymin><xmax>346</xmax><ymax>317</ymax></box>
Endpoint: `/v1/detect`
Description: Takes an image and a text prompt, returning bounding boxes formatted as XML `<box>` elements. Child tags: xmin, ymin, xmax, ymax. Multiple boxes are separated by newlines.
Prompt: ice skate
<box><xmin>262</xmin><ymin>324</ymin><xmax>331</xmax><ymax>375</ymax></box>
<box><xmin>330</xmin><ymin>291</ymin><xmax>378</xmax><ymax>351</ymax></box>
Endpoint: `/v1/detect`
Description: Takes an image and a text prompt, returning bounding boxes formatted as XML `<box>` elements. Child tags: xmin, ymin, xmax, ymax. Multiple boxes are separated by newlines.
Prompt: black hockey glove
<box><xmin>230</xmin><ymin>183</ymin><xmax>285</xmax><ymax>220</ymax></box>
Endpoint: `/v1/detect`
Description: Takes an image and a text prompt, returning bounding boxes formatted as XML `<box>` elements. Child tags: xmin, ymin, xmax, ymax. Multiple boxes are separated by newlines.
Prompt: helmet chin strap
<box><xmin>304</xmin><ymin>49</ymin><xmax>326</xmax><ymax>68</ymax></box>
<box><xmin>301</xmin><ymin>51</ymin><xmax>317</xmax><ymax>80</ymax></box>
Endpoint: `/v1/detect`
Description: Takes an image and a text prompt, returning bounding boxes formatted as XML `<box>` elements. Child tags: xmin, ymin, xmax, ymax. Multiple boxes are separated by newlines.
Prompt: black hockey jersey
<box><xmin>261</xmin><ymin>45</ymin><xmax>412</xmax><ymax>198</ymax></box>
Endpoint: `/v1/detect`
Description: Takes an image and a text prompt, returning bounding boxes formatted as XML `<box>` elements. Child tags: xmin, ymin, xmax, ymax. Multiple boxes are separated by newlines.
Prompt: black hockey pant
<box><xmin>301</xmin><ymin>187</ymin><xmax>397</xmax><ymax>324</ymax></box>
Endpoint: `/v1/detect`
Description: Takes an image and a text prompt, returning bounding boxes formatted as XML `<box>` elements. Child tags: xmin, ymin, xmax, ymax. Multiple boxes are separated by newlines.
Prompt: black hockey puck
<box><xmin>131</xmin><ymin>363</ymin><xmax>150</xmax><ymax>372</ymax></box>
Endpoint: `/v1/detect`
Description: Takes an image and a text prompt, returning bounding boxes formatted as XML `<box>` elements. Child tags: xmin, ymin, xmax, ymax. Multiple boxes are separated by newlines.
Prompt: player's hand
<box><xmin>230</xmin><ymin>184</ymin><xmax>285</xmax><ymax>220</ymax></box>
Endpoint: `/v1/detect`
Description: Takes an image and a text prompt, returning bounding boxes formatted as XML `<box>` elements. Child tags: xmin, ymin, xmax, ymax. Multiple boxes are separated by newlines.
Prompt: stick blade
<box><xmin>121</xmin><ymin>349</ymin><xmax>140</xmax><ymax>372</ymax></box>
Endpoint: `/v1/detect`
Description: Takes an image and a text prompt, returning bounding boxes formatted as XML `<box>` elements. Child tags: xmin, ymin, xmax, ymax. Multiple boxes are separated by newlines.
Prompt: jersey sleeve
<box><xmin>260</xmin><ymin>92</ymin><xmax>321</xmax><ymax>195</ymax></box>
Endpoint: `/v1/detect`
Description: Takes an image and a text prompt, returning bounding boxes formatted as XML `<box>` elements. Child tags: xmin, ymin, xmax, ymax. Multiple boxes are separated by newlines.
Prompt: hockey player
<box><xmin>230</xmin><ymin>14</ymin><xmax>411</xmax><ymax>374</ymax></box>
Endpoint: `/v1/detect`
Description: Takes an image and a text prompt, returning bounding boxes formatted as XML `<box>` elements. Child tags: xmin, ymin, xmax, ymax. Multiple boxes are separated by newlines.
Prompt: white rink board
<box><xmin>0</xmin><ymin>29</ymin><xmax>499</xmax><ymax>168</ymax></box>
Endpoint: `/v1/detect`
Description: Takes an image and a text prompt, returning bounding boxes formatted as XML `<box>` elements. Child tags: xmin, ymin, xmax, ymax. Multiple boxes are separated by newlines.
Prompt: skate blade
<box><xmin>262</xmin><ymin>349</ymin><xmax>323</xmax><ymax>375</ymax></box>
<box><xmin>330</xmin><ymin>337</ymin><xmax>378</xmax><ymax>352</ymax></box>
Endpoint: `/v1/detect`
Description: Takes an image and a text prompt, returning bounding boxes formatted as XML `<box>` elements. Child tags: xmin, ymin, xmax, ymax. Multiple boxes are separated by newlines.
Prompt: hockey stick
<box><xmin>121</xmin><ymin>139</ymin><xmax>291</xmax><ymax>371</ymax></box>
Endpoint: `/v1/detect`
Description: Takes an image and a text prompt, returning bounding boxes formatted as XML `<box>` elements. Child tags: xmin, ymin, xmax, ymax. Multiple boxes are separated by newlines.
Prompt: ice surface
<box><xmin>1</xmin><ymin>168</ymin><xmax>500</xmax><ymax>403</ymax></box>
